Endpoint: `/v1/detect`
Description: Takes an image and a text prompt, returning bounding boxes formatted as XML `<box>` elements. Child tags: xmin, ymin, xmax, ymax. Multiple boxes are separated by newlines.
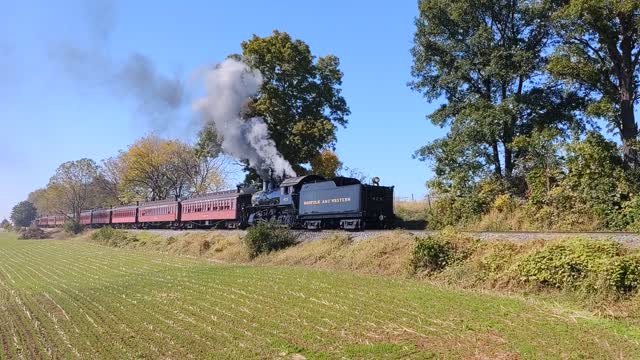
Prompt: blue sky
<box><xmin>0</xmin><ymin>0</ymin><xmax>444</xmax><ymax>220</ymax></box>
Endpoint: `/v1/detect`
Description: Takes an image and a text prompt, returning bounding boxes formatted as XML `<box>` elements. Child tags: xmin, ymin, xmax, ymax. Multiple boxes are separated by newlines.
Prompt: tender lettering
<box><xmin>303</xmin><ymin>197</ymin><xmax>352</xmax><ymax>206</ymax></box>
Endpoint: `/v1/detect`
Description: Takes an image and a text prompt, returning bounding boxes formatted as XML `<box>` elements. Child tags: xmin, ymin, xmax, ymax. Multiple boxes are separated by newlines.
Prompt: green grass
<box><xmin>0</xmin><ymin>232</ymin><xmax>639</xmax><ymax>359</ymax></box>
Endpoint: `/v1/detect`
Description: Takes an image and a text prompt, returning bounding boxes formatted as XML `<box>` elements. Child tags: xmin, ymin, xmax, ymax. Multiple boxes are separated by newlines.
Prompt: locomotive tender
<box><xmin>36</xmin><ymin>175</ymin><xmax>395</xmax><ymax>230</ymax></box>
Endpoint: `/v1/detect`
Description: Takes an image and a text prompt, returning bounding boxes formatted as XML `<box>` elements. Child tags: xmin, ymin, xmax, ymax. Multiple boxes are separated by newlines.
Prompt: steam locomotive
<box><xmin>36</xmin><ymin>175</ymin><xmax>395</xmax><ymax>230</ymax></box>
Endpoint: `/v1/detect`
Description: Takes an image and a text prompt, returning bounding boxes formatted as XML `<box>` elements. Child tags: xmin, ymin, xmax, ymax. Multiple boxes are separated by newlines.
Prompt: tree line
<box><xmin>410</xmin><ymin>0</ymin><xmax>640</xmax><ymax>230</ymax></box>
<box><xmin>25</xmin><ymin>129</ymin><xmax>228</xmax><ymax>222</ymax></box>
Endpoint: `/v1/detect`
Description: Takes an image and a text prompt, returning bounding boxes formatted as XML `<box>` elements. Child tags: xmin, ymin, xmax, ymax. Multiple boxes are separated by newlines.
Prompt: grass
<box><xmin>394</xmin><ymin>200</ymin><xmax>428</xmax><ymax>229</ymax></box>
<box><xmin>1</xmin><ymin>232</ymin><xmax>640</xmax><ymax>358</ymax></box>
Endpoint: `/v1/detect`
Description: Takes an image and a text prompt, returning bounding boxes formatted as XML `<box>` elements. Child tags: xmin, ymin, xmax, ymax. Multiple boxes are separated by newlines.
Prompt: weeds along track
<box><xmin>127</xmin><ymin>228</ymin><xmax>640</xmax><ymax>245</ymax></box>
<box><xmin>1</xmin><ymin>234</ymin><xmax>640</xmax><ymax>359</ymax></box>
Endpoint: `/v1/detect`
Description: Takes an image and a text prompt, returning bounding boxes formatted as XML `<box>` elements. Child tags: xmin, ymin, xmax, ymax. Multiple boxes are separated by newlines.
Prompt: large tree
<box><xmin>549</xmin><ymin>0</ymin><xmax>640</xmax><ymax>166</ymax></box>
<box><xmin>96</xmin><ymin>156</ymin><xmax>124</xmax><ymax>207</ymax></box>
<box><xmin>118</xmin><ymin>135</ymin><xmax>228</xmax><ymax>202</ymax></box>
<box><xmin>47</xmin><ymin>159</ymin><xmax>102</xmax><ymax>220</ymax></box>
<box><xmin>118</xmin><ymin>136</ymin><xmax>187</xmax><ymax>202</ymax></box>
<box><xmin>238</xmin><ymin>30</ymin><xmax>350</xmax><ymax>175</ymax></box>
<box><xmin>192</xmin><ymin>124</ymin><xmax>229</xmax><ymax>194</ymax></box>
<box><xmin>10</xmin><ymin>201</ymin><xmax>37</xmax><ymax>227</ymax></box>
<box><xmin>410</xmin><ymin>0</ymin><xmax>580</xmax><ymax>194</ymax></box>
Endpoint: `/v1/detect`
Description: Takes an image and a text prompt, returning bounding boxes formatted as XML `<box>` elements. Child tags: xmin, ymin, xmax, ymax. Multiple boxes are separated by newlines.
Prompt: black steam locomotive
<box><xmin>38</xmin><ymin>175</ymin><xmax>395</xmax><ymax>231</ymax></box>
<box><xmin>247</xmin><ymin>175</ymin><xmax>395</xmax><ymax>230</ymax></box>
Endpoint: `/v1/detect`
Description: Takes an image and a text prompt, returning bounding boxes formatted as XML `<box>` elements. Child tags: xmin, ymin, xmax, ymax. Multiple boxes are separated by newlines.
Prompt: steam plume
<box><xmin>49</xmin><ymin>1</ymin><xmax>187</xmax><ymax>131</ymax></box>
<box><xmin>195</xmin><ymin>59</ymin><xmax>296</xmax><ymax>180</ymax></box>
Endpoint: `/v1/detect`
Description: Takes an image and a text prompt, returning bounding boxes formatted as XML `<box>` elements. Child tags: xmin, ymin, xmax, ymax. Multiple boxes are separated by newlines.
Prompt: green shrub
<box><xmin>622</xmin><ymin>195</ymin><xmax>640</xmax><ymax>231</ymax></box>
<box><xmin>606</xmin><ymin>255</ymin><xmax>640</xmax><ymax>293</ymax></box>
<box><xmin>517</xmin><ymin>239</ymin><xmax>625</xmax><ymax>291</ymax></box>
<box><xmin>18</xmin><ymin>226</ymin><xmax>48</xmax><ymax>239</ymax></box>
<box><xmin>64</xmin><ymin>219</ymin><xmax>83</xmax><ymax>235</ymax></box>
<box><xmin>425</xmin><ymin>195</ymin><xmax>485</xmax><ymax>229</ymax></box>
<box><xmin>469</xmin><ymin>241</ymin><xmax>521</xmax><ymax>283</ymax></box>
<box><xmin>411</xmin><ymin>236</ymin><xmax>454</xmax><ymax>273</ymax></box>
<box><xmin>90</xmin><ymin>227</ymin><xmax>138</xmax><ymax>247</ymax></box>
<box><xmin>243</xmin><ymin>222</ymin><xmax>298</xmax><ymax>258</ymax></box>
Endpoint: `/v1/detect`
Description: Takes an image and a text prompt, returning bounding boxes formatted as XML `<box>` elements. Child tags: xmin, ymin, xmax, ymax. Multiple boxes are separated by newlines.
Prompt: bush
<box><xmin>606</xmin><ymin>255</ymin><xmax>640</xmax><ymax>293</ymax></box>
<box><xmin>411</xmin><ymin>236</ymin><xmax>455</xmax><ymax>273</ymax></box>
<box><xmin>243</xmin><ymin>221</ymin><xmax>298</xmax><ymax>258</ymax></box>
<box><xmin>64</xmin><ymin>219</ymin><xmax>83</xmax><ymax>235</ymax></box>
<box><xmin>516</xmin><ymin>238</ymin><xmax>640</xmax><ymax>294</ymax></box>
<box><xmin>18</xmin><ymin>226</ymin><xmax>48</xmax><ymax>239</ymax></box>
<box><xmin>410</xmin><ymin>233</ymin><xmax>640</xmax><ymax>298</ymax></box>
<box><xmin>90</xmin><ymin>227</ymin><xmax>138</xmax><ymax>247</ymax></box>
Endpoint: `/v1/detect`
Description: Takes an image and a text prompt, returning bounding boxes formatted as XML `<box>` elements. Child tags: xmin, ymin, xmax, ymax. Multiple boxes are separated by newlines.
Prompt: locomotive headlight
<box><xmin>372</xmin><ymin>177</ymin><xmax>380</xmax><ymax>185</ymax></box>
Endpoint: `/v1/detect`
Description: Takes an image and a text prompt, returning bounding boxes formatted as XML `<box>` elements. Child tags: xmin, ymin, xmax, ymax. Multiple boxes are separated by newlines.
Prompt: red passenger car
<box><xmin>80</xmin><ymin>210</ymin><xmax>92</xmax><ymax>225</ymax></box>
<box><xmin>91</xmin><ymin>209</ymin><xmax>111</xmax><ymax>226</ymax></box>
<box><xmin>54</xmin><ymin>215</ymin><xmax>66</xmax><ymax>226</ymax></box>
<box><xmin>180</xmin><ymin>190</ymin><xmax>252</xmax><ymax>228</ymax></box>
<box><xmin>111</xmin><ymin>205</ymin><xmax>138</xmax><ymax>226</ymax></box>
<box><xmin>138</xmin><ymin>200</ymin><xmax>179</xmax><ymax>227</ymax></box>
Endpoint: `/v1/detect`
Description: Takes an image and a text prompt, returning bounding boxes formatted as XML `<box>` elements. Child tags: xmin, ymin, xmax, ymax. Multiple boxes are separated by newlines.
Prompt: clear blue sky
<box><xmin>0</xmin><ymin>0</ymin><xmax>445</xmax><ymax>220</ymax></box>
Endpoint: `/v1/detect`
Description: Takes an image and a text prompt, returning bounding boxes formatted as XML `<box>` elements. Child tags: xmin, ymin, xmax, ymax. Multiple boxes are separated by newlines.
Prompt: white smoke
<box><xmin>194</xmin><ymin>58</ymin><xmax>296</xmax><ymax>180</ymax></box>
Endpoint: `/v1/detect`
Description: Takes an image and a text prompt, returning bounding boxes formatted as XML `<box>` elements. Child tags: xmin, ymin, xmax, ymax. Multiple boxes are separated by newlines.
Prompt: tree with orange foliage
<box><xmin>310</xmin><ymin>150</ymin><xmax>343</xmax><ymax>178</ymax></box>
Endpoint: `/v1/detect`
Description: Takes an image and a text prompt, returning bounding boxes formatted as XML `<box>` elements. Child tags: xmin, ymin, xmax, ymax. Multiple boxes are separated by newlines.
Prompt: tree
<box><xmin>562</xmin><ymin>132</ymin><xmax>631</xmax><ymax>219</ymax></box>
<box><xmin>10</xmin><ymin>201</ymin><xmax>37</xmax><ymax>227</ymax></box>
<box><xmin>310</xmin><ymin>150</ymin><xmax>342</xmax><ymax>178</ymax></box>
<box><xmin>238</xmin><ymin>30</ymin><xmax>350</xmax><ymax>175</ymax></box>
<box><xmin>119</xmin><ymin>136</ymin><xmax>184</xmax><ymax>202</ymax></box>
<box><xmin>512</xmin><ymin>129</ymin><xmax>565</xmax><ymax>206</ymax></box>
<box><xmin>118</xmin><ymin>135</ymin><xmax>228</xmax><ymax>202</ymax></box>
<box><xmin>1</xmin><ymin>218</ymin><xmax>11</xmax><ymax>230</ymax></box>
<box><xmin>410</xmin><ymin>0</ymin><xmax>580</xmax><ymax>195</ymax></box>
<box><xmin>549</xmin><ymin>0</ymin><xmax>640</xmax><ymax>166</ymax></box>
<box><xmin>48</xmin><ymin>159</ymin><xmax>102</xmax><ymax>220</ymax></box>
<box><xmin>28</xmin><ymin>188</ymin><xmax>57</xmax><ymax>216</ymax></box>
<box><xmin>96</xmin><ymin>156</ymin><xmax>124</xmax><ymax>207</ymax></box>
<box><xmin>192</xmin><ymin>124</ymin><xmax>229</xmax><ymax>194</ymax></box>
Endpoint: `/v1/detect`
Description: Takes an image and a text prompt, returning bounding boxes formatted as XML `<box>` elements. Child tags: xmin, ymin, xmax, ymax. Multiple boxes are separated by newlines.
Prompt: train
<box><xmin>36</xmin><ymin>175</ymin><xmax>395</xmax><ymax>230</ymax></box>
